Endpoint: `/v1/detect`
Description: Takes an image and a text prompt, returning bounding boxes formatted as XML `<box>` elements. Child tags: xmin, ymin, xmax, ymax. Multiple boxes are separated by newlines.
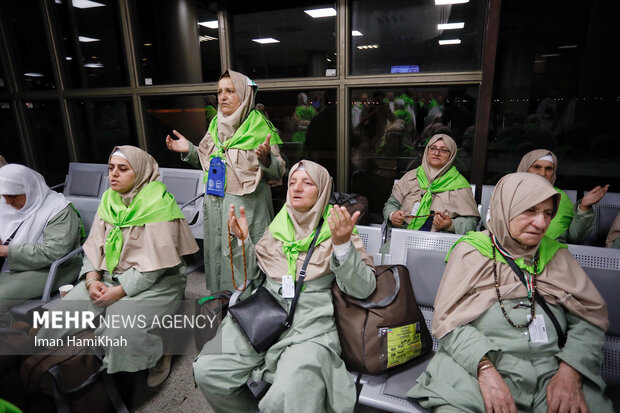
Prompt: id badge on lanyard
<box><xmin>207</xmin><ymin>157</ymin><xmax>226</xmax><ymax>197</ymax></box>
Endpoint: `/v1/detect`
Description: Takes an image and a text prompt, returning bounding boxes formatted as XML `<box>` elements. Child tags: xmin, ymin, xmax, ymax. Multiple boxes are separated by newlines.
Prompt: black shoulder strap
<box><xmin>503</xmin><ymin>254</ymin><xmax>567</xmax><ymax>348</ymax></box>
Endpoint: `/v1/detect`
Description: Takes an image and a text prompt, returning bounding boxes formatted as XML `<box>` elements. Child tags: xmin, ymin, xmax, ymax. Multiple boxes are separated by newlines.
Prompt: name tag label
<box><xmin>281</xmin><ymin>275</ymin><xmax>295</xmax><ymax>299</ymax></box>
<box><xmin>206</xmin><ymin>157</ymin><xmax>225</xmax><ymax>197</ymax></box>
<box><xmin>527</xmin><ymin>314</ymin><xmax>549</xmax><ymax>343</ymax></box>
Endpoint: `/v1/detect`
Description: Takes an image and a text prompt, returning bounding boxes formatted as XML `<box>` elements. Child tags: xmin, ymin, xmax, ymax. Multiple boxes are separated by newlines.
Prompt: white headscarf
<box><xmin>0</xmin><ymin>164</ymin><xmax>69</xmax><ymax>271</ymax></box>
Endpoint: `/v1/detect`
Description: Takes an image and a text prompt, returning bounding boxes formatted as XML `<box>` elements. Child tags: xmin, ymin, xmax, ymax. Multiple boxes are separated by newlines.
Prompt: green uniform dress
<box><xmin>182</xmin><ymin>143</ymin><xmax>284</xmax><ymax>293</ymax></box>
<box><xmin>0</xmin><ymin>206</ymin><xmax>82</xmax><ymax>327</ymax></box>
<box><xmin>36</xmin><ymin>257</ymin><xmax>188</xmax><ymax>373</ymax></box>
<box><xmin>193</xmin><ymin>238</ymin><xmax>376</xmax><ymax>413</ymax></box>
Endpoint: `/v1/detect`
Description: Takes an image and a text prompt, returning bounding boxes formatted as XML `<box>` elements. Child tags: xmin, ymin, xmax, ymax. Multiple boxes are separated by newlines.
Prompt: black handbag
<box><xmin>228</xmin><ymin>219</ymin><xmax>324</xmax><ymax>353</ymax></box>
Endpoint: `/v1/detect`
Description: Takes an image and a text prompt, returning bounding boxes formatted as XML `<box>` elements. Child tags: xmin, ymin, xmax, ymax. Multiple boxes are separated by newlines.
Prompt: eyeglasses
<box><xmin>428</xmin><ymin>145</ymin><xmax>450</xmax><ymax>155</ymax></box>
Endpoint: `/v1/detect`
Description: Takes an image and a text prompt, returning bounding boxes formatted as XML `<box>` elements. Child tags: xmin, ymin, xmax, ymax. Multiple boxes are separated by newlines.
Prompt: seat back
<box><xmin>62</xmin><ymin>163</ymin><xmax>109</xmax><ymax>235</ymax></box>
<box><xmin>563</xmin><ymin>189</ymin><xmax>577</xmax><ymax>204</ymax></box>
<box><xmin>159</xmin><ymin>167</ymin><xmax>205</xmax><ymax>239</ymax></box>
<box><xmin>389</xmin><ymin>228</ymin><xmax>460</xmax><ymax>266</ymax></box>
<box><xmin>356</xmin><ymin>225</ymin><xmax>383</xmax><ymax>265</ymax></box>
<box><xmin>593</xmin><ymin>192</ymin><xmax>620</xmax><ymax>246</ymax></box>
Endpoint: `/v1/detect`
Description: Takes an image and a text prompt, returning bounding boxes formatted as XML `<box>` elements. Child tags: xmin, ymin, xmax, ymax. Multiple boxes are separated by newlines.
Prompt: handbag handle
<box><xmin>354</xmin><ymin>265</ymin><xmax>401</xmax><ymax>309</ymax></box>
<box><xmin>494</xmin><ymin>237</ymin><xmax>567</xmax><ymax>348</ymax></box>
<box><xmin>283</xmin><ymin>218</ymin><xmax>324</xmax><ymax>328</ymax></box>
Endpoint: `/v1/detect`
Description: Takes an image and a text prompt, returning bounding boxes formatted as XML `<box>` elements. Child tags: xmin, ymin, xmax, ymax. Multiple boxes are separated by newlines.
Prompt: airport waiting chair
<box><xmin>356</xmin><ymin>225</ymin><xmax>386</xmax><ymax>265</ymax></box>
<box><xmin>584</xmin><ymin>192</ymin><xmax>620</xmax><ymax>247</ymax></box>
<box><xmin>159</xmin><ymin>167</ymin><xmax>205</xmax><ymax>240</ymax></box>
<box><xmin>51</xmin><ymin>162</ymin><xmax>109</xmax><ymax>235</ymax></box>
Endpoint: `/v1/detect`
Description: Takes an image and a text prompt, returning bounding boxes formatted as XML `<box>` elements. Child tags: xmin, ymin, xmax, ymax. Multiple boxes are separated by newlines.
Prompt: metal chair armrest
<box><xmin>42</xmin><ymin>246</ymin><xmax>84</xmax><ymax>302</ymax></box>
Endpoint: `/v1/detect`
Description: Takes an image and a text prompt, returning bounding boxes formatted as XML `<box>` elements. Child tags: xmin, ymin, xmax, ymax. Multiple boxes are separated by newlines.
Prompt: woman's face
<box><xmin>427</xmin><ymin>139</ymin><xmax>451</xmax><ymax>169</ymax></box>
<box><xmin>527</xmin><ymin>160</ymin><xmax>555</xmax><ymax>183</ymax></box>
<box><xmin>288</xmin><ymin>169</ymin><xmax>319</xmax><ymax>213</ymax></box>
<box><xmin>108</xmin><ymin>156</ymin><xmax>136</xmax><ymax>194</ymax></box>
<box><xmin>509</xmin><ymin>197</ymin><xmax>555</xmax><ymax>246</ymax></box>
<box><xmin>3</xmin><ymin>194</ymin><xmax>26</xmax><ymax>210</ymax></box>
<box><xmin>218</xmin><ymin>77</ymin><xmax>241</xmax><ymax>116</ymax></box>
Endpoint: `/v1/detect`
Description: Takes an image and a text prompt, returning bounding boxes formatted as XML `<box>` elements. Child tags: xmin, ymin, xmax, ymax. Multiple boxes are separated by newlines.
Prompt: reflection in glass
<box><xmin>0</xmin><ymin>102</ymin><xmax>25</xmax><ymax>164</ymax></box>
<box><xmin>132</xmin><ymin>0</ymin><xmax>221</xmax><ymax>85</ymax></box>
<box><xmin>24</xmin><ymin>101</ymin><xmax>70</xmax><ymax>186</ymax></box>
<box><xmin>230</xmin><ymin>2</ymin><xmax>337</xmax><ymax>78</ymax></box>
<box><xmin>350</xmin><ymin>0</ymin><xmax>485</xmax><ymax>75</ymax></box>
<box><xmin>52</xmin><ymin>0</ymin><xmax>127</xmax><ymax>88</ymax></box>
<box><xmin>71</xmin><ymin>99</ymin><xmax>137</xmax><ymax>163</ymax></box>
<box><xmin>350</xmin><ymin>86</ymin><xmax>477</xmax><ymax>223</ymax></box>
<box><xmin>487</xmin><ymin>0</ymin><xmax>620</xmax><ymax>192</ymax></box>
<box><xmin>0</xmin><ymin>0</ymin><xmax>56</xmax><ymax>90</ymax></box>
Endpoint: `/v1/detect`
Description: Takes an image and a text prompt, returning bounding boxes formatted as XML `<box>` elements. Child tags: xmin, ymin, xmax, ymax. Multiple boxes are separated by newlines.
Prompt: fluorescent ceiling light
<box><xmin>199</xmin><ymin>35</ymin><xmax>217</xmax><ymax>42</ymax></box>
<box><xmin>435</xmin><ymin>0</ymin><xmax>469</xmax><ymax>4</ymax></box>
<box><xmin>304</xmin><ymin>8</ymin><xmax>337</xmax><ymax>18</ymax></box>
<box><xmin>198</xmin><ymin>20</ymin><xmax>218</xmax><ymax>29</ymax></box>
<box><xmin>357</xmin><ymin>44</ymin><xmax>379</xmax><ymax>49</ymax></box>
<box><xmin>78</xmin><ymin>36</ymin><xmax>100</xmax><ymax>42</ymax></box>
<box><xmin>541</xmin><ymin>53</ymin><xmax>559</xmax><ymax>57</ymax></box>
<box><xmin>352</xmin><ymin>30</ymin><xmax>363</xmax><ymax>36</ymax></box>
<box><xmin>252</xmin><ymin>38</ymin><xmax>279</xmax><ymax>44</ymax></box>
<box><xmin>84</xmin><ymin>63</ymin><xmax>104</xmax><ymax>68</ymax></box>
<box><xmin>24</xmin><ymin>73</ymin><xmax>44</xmax><ymax>77</ymax></box>
<box><xmin>72</xmin><ymin>0</ymin><xmax>105</xmax><ymax>9</ymax></box>
<box><xmin>438</xmin><ymin>39</ymin><xmax>461</xmax><ymax>45</ymax></box>
<box><xmin>438</xmin><ymin>22</ymin><xmax>465</xmax><ymax>30</ymax></box>
<box><xmin>143</xmin><ymin>43</ymin><xmax>152</xmax><ymax>46</ymax></box>
<box><xmin>558</xmin><ymin>44</ymin><xmax>577</xmax><ymax>49</ymax></box>
<box><xmin>66</xmin><ymin>56</ymin><xmax>73</xmax><ymax>60</ymax></box>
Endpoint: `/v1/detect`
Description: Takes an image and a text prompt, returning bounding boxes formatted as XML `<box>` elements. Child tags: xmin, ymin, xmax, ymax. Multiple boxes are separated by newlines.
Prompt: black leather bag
<box><xmin>228</xmin><ymin>219</ymin><xmax>324</xmax><ymax>353</ymax></box>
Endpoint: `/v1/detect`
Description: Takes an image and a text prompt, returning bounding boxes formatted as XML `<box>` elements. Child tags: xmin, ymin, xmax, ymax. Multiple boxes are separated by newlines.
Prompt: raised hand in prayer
<box><xmin>478</xmin><ymin>365</ymin><xmax>517</xmax><ymax>413</ymax></box>
<box><xmin>329</xmin><ymin>205</ymin><xmax>360</xmax><ymax>245</ymax></box>
<box><xmin>390</xmin><ymin>210</ymin><xmax>406</xmax><ymax>227</ymax></box>
<box><xmin>228</xmin><ymin>205</ymin><xmax>249</xmax><ymax>241</ymax></box>
<box><xmin>432</xmin><ymin>211</ymin><xmax>453</xmax><ymax>231</ymax></box>
<box><xmin>255</xmin><ymin>134</ymin><xmax>272</xmax><ymax>167</ymax></box>
<box><xmin>546</xmin><ymin>362</ymin><xmax>588</xmax><ymax>413</ymax></box>
<box><xmin>165</xmin><ymin>130</ymin><xmax>191</xmax><ymax>153</ymax></box>
<box><xmin>579</xmin><ymin>184</ymin><xmax>610</xmax><ymax>211</ymax></box>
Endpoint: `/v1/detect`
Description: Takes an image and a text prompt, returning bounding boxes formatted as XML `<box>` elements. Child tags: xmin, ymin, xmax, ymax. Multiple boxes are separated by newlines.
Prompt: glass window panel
<box><xmin>132</xmin><ymin>0</ymin><xmax>221</xmax><ymax>85</ymax></box>
<box><xmin>0</xmin><ymin>102</ymin><xmax>25</xmax><ymax>164</ymax></box>
<box><xmin>350</xmin><ymin>0</ymin><xmax>486</xmax><ymax>75</ymax></box>
<box><xmin>487</xmin><ymin>0</ymin><xmax>620</xmax><ymax>192</ymax></box>
<box><xmin>350</xmin><ymin>86</ymin><xmax>478</xmax><ymax>224</ymax></box>
<box><xmin>70</xmin><ymin>99</ymin><xmax>137</xmax><ymax>163</ymax></box>
<box><xmin>24</xmin><ymin>101</ymin><xmax>70</xmax><ymax>186</ymax></box>
<box><xmin>230</xmin><ymin>2</ymin><xmax>337</xmax><ymax>79</ymax></box>
<box><xmin>51</xmin><ymin>0</ymin><xmax>127</xmax><ymax>88</ymax></box>
<box><xmin>0</xmin><ymin>0</ymin><xmax>56</xmax><ymax>90</ymax></box>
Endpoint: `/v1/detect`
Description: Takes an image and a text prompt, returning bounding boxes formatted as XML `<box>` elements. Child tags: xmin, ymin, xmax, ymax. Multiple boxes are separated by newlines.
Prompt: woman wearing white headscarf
<box><xmin>193</xmin><ymin>160</ymin><xmax>376</xmax><ymax>413</ymax></box>
<box><xmin>36</xmin><ymin>146</ymin><xmax>199</xmax><ymax>386</ymax></box>
<box><xmin>516</xmin><ymin>149</ymin><xmax>609</xmax><ymax>243</ymax></box>
<box><xmin>0</xmin><ymin>164</ymin><xmax>82</xmax><ymax>327</ymax></box>
<box><xmin>382</xmin><ymin>133</ymin><xmax>479</xmax><ymax>245</ymax></box>
<box><xmin>408</xmin><ymin>172</ymin><xmax>612</xmax><ymax>412</ymax></box>
<box><xmin>166</xmin><ymin>69</ymin><xmax>286</xmax><ymax>293</ymax></box>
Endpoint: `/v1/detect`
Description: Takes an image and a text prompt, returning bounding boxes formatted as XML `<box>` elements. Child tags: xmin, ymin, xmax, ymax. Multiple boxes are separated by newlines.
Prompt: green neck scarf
<box><xmin>268</xmin><ymin>205</ymin><xmax>333</xmax><ymax>278</ymax></box>
<box><xmin>447</xmin><ymin>231</ymin><xmax>566</xmax><ymax>274</ymax></box>
<box><xmin>204</xmin><ymin>109</ymin><xmax>284</xmax><ymax>184</ymax></box>
<box><xmin>295</xmin><ymin>105</ymin><xmax>316</xmax><ymax>121</ymax></box>
<box><xmin>546</xmin><ymin>188</ymin><xmax>574</xmax><ymax>240</ymax></box>
<box><xmin>399</xmin><ymin>94</ymin><xmax>415</xmax><ymax>107</ymax></box>
<box><xmin>407</xmin><ymin>166</ymin><xmax>471</xmax><ymax>230</ymax></box>
<box><xmin>97</xmin><ymin>181</ymin><xmax>185</xmax><ymax>273</ymax></box>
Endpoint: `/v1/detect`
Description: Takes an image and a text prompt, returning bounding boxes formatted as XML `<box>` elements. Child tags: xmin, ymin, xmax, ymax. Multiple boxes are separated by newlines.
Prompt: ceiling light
<box><xmin>438</xmin><ymin>39</ymin><xmax>461</xmax><ymax>45</ymax></box>
<box><xmin>24</xmin><ymin>73</ymin><xmax>44</xmax><ymax>77</ymax></box>
<box><xmin>198</xmin><ymin>20</ymin><xmax>218</xmax><ymax>29</ymax></box>
<box><xmin>72</xmin><ymin>0</ymin><xmax>105</xmax><ymax>9</ymax></box>
<box><xmin>541</xmin><ymin>53</ymin><xmax>559</xmax><ymax>57</ymax></box>
<box><xmin>252</xmin><ymin>38</ymin><xmax>280</xmax><ymax>44</ymax></box>
<box><xmin>434</xmin><ymin>0</ymin><xmax>469</xmax><ymax>4</ymax></box>
<box><xmin>304</xmin><ymin>8</ymin><xmax>337</xmax><ymax>18</ymax></box>
<box><xmin>356</xmin><ymin>44</ymin><xmax>379</xmax><ymax>49</ymax></box>
<box><xmin>438</xmin><ymin>22</ymin><xmax>465</xmax><ymax>30</ymax></box>
<box><xmin>200</xmin><ymin>35</ymin><xmax>217</xmax><ymax>42</ymax></box>
<box><xmin>558</xmin><ymin>45</ymin><xmax>577</xmax><ymax>49</ymax></box>
<box><xmin>84</xmin><ymin>63</ymin><xmax>104</xmax><ymax>68</ymax></box>
<box><xmin>78</xmin><ymin>36</ymin><xmax>100</xmax><ymax>42</ymax></box>
<box><xmin>352</xmin><ymin>30</ymin><xmax>363</xmax><ymax>36</ymax></box>
<box><xmin>143</xmin><ymin>43</ymin><xmax>152</xmax><ymax>46</ymax></box>
<box><xmin>66</xmin><ymin>56</ymin><xmax>73</xmax><ymax>60</ymax></box>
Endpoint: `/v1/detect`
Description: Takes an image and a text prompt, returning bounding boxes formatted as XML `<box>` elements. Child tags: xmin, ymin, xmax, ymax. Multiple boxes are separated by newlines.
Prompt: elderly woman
<box><xmin>606</xmin><ymin>211</ymin><xmax>620</xmax><ymax>248</ymax></box>
<box><xmin>0</xmin><ymin>164</ymin><xmax>82</xmax><ymax>327</ymax></box>
<box><xmin>408</xmin><ymin>172</ymin><xmax>613</xmax><ymax>412</ymax></box>
<box><xmin>36</xmin><ymin>146</ymin><xmax>198</xmax><ymax>387</ymax></box>
<box><xmin>383</xmin><ymin>133</ymin><xmax>479</xmax><ymax>237</ymax></box>
<box><xmin>517</xmin><ymin>149</ymin><xmax>609</xmax><ymax>243</ymax></box>
<box><xmin>193</xmin><ymin>160</ymin><xmax>376</xmax><ymax>413</ymax></box>
<box><xmin>166</xmin><ymin>69</ymin><xmax>286</xmax><ymax>293</ymax></box>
